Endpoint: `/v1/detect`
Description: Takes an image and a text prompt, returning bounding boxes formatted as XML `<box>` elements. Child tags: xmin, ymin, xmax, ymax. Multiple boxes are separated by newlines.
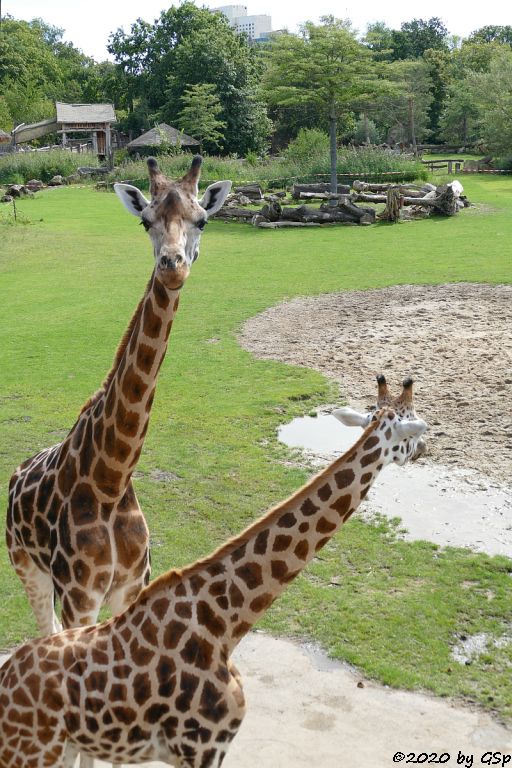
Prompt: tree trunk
<box><xmin>364</xmin><ymin>112</ymin><xmax>370</xmax><ymax>144</ymax></box>
<box><xmin>329</xmin><ymin>98</ymin><xmax>337</xmax><ymax>207</ymax></box>
<box><xmin>408</xmin><ymin>97</ymin><xmax>417</xmax><ymax>156</ymax></box>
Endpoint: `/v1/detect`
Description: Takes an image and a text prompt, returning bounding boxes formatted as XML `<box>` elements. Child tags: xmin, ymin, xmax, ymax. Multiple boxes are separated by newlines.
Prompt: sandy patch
<box><xmin>240</xmin><ymin>283</ymin><xmax>512</xmax><ymax>485</ymax></box>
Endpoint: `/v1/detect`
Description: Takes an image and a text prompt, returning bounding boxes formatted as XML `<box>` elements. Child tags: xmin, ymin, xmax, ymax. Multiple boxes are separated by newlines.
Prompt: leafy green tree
<box><xmin>465</xmin><ymin>48</ymin><xmax>512</xmax><ymax>153</ymax></box>
<box><xmin>439</xmin><ymin>83</ymin><xmax>480</xmax><ymax>144</ymax></box>
<box><xmin>468</xmin><ymin>26</ymin><xmax>512</xmax><ymax>45</ymax></box>
<box><xmin>178</xmin><ymin>83</ymin><xmax>226</xmax><ymax>153</ymax></box>
<box><xmin>108</xmin><ymin>2</ymin><xmax>269</xmax><ymax>154</ymax></box>
<box><xmin>374</xmin><ymin>59</ymin><xmax>433</xmax><ymax>147</ymax></box>
<box><xmin>363</xmin><ymin>22</ymin><xmax>395</xmax><ymax>61</ymax></box>
<box><xmin>262</xmin><ymin>16</ymin><xmax>374</xmax><ymax>193</ymax></box>
<box><xmin>391</xmin><ymin>17</ymin><xmax>449</xmax><ymax>60</ymax></box>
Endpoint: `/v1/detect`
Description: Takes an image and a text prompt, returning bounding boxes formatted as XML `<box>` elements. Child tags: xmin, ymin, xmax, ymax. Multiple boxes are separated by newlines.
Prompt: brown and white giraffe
<box><xmin>0</xmin><ymin>378</ymin><xmax>427</xmax><ymax>768</ymax></box>
<box><xmin>5</xmin><ymin>156</ymin><xmax>232</xmax><ymax>636</ymax></box>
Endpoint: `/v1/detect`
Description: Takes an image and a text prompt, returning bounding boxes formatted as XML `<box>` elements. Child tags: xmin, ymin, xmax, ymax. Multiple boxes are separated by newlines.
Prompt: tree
<box><xmin>468</xmin><ymin>26</ymin><xmax>512</xmax><ymax>45</ymax></box>
<box><xmin>439</xmin><ymin>83</ymin><xmax>480</xmax><ymax>144</ymax></box>
<box><xmin>262</xmin><ymin>17</ymin><xmax>373</xmax><ymax>195</ymax></box>
<box><xmin>391</xmin><ymin>17</ymin><xmax>449</xmax><ymax>60</ymax></box>
<box><xmin>178</xmin><ymin>83</ymin><xmax>226</xmax><ymax>153</ymax></box>
<box><xmin>374</xmin><ymin>59</ymin><xmax>433</xmax><ymax>147</ymax></box>
<box><xmin>363</xmin><ymin>22</ymin><xmax>395</xmax><ymax>61</ymax></box>
<box><xmin>108</xmin><ymin>2</ymin><xmax>269</xmax><ymax>154</ymax></box>
<box><xmin>465</xmin><ymin>48</ymin><xmax>512</xmax><ymax>154</ymax></box>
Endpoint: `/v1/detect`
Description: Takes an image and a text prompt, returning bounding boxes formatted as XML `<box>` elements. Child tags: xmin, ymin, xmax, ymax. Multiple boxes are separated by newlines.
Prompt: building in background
<box><xmin>213</xmin><ymin>5</ymin><xmax>272</xmax><ymax>41</ymax></box>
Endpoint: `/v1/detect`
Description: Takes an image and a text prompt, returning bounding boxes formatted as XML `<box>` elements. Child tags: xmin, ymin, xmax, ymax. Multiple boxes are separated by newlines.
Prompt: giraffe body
<box><xmin>0</xmin><ymin>379</ymin><xmax>427</xmax><ymax>768</ymax></box>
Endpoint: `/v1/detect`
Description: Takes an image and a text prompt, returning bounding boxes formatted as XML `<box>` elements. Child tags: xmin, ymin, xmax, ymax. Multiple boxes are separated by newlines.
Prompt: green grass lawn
<box><xmin>1</xmin><ymin>176</ymin><xmax>511</xmax><ymax>719</ymax></box>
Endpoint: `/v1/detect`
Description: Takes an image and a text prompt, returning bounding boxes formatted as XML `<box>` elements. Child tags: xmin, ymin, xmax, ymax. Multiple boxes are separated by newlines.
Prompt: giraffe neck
<box><xmin>130</xmin><ymin>420</ymin><xmax>387</xmax><ymax>656</ymax></box>
<box><xmin>62</xmin><ymin>271</ymin><xmax>181</xmax><ymax>501</ymax></box>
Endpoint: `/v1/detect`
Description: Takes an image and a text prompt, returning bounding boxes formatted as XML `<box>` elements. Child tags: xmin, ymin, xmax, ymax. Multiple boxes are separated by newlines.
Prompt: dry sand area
<box><xmin>241</xmin><ymin>282</ymin><xmax>512</xmax><ymax>485</ymax></box>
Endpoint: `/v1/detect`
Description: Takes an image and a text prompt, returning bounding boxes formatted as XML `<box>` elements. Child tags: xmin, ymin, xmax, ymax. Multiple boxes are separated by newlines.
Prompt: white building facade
<box><xmin>214</xmin><ymin>5</ymin><xmax>272</xmax><ymax>41</ymax></box>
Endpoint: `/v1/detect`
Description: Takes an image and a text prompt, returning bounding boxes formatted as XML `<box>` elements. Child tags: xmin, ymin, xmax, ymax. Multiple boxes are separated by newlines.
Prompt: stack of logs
<box><xmin>213</xmin><ymin>180</ymin><xmax>469</xmax><ymax>228</ymax></box>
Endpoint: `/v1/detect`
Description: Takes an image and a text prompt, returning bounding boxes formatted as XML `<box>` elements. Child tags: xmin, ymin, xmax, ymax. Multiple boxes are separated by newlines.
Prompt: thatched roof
<box><xmin>127</xmin><ymin>123</ymin><xmax>199</xmax><ymax>150</ymax></box>
<box><xmin>56</xmin><ymin>102</ymin><xmax>116</xmax><ymax>123</ymax></box>
<box><xmin>0</xmin><ymin>129</ymin><xmax>11</xmax><ymax>143</ymax></box>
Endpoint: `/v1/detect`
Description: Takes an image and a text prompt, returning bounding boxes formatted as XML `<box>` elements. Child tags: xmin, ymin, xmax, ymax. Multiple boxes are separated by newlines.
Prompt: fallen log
<box><xmin>292</xmin><ymin>182</ymin><xmax>350</xmax><ymax>198</ymax></box>
<box><xmin>233</xmin><ymin>184</ymin><xmax>263</xmax><ymax>200</ymax></box>
<box><xmin>215</xmin><ymin>206</ymin><xmax>258</xmax><ymax>220</ymax></box>
<box><xmin>280</xmin><ymin>204</ymin><xmax>371</xmax><ymax>225</ymax></box>
<box><xmin>352</xmin><ymin>179</ymin><xmax>435</xmax><ymax>195</ymax></box>
<box><xmin>260</xmin><ymin>201</ymin><xmax>282</xmax><ymax>221</ymax></box>
<box><xmin>296</xmin><ymin>191</ymin><xmax>350</xmax><ymax>201</ymax></box>
<box><xmin>254</xmin><ymin>220</ymin><xmax>322</xmax><ymax>228</ymax></box>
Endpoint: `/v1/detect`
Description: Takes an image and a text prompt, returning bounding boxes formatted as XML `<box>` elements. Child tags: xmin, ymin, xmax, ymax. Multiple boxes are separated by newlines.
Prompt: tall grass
<box><xmin>109</xmin><ymin>145</ymin><xmax>426</xmax><ymax>191</ymax></box>
<box><xmin>0</xmin><ymin>150</ymin><xmax>99</xmax><ymax>184</ymax></box>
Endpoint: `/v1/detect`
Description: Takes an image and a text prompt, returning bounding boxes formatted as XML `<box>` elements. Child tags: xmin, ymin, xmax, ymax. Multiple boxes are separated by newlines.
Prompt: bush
<box><xmin>283</xmin><ymin>129</ymin><xmax>330</xmax><ymax>166</ymax></box>
<box><xmin>105</xmin><ymin>144</ymin><xmax>427</xmax><ymax>193</ymax></box>
<box><xmin>0</xmin><ymin>150</ymin><xmax>99</xmax><ymax>184</ymax></box>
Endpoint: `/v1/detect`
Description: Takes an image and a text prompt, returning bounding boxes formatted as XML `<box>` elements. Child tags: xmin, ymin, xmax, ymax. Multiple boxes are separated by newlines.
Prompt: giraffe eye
<box><xmin>196</xmin><ymin>219</ymin><xmax>207</xmax><ymax>231</ymax></box>
<box><xmin>140</xmin><ymin>218</ymin><xmax>151</xmax><ymax>231</ymax></box>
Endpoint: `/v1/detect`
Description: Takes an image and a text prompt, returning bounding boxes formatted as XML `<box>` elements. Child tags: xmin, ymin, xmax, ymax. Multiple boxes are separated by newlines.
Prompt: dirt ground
<box><xmin>240</xmin><ymin>283</ymin><xmax>512</xmax><ymax>485</ymax></box>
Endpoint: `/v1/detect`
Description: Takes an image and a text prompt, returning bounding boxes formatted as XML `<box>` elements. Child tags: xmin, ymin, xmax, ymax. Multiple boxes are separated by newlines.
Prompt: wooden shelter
<box><xmin>55</xmin><ymin>102</ymin><xmax>116</xmax><ymax>156</ymax></box>
<box><xmin>127</xmin><ymin>123</ymin><xmax>200</xmax><ymax>154</ymax></box>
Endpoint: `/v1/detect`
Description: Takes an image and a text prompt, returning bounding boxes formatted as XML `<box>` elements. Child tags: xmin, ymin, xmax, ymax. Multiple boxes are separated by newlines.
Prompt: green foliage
<box><xmin>0</xmin><ymin>150</ymin><xmax>98</xmax><ymax>184</ymax></box>
<box><xmin>105</xmin><ymin>146</ymin><xmax>425</xmax><ymax>191</ymax></box>
<box><xmin>109</xmin><ymin>2</ymin><xmax>269</xmax><ymax>155</ymax></box>
<box><xmin>352</xmin><ymin>114</ymin><xmax>382</xmax><ymax>144</ymax></box>
<box><xmin>0</xmin><ymin>17</ymin><xmax>114</xmax><ymax>129</ymax></box>
<box><xmin>282</xmin><ymin>129</ymin><xmax>330</xmax><ymax>165</ymax></box>
<box><xmin>464</xmin><ymin>48</ymin><xmax>512</xmax><ymax>154</ymax></box>
<box><xmin>178</xmin><ymin>83</ymin><xmax>226</xmax><ymax>153</ymax></box>
<box><xmin>468</xmin><ymin>25</ymin><xmax>512</xmax><ymax>45</ymax></box>
<box><xmin>391</xmin><ymin>17</ymin><xmax>449</xmax><ymax>60</ymax></box>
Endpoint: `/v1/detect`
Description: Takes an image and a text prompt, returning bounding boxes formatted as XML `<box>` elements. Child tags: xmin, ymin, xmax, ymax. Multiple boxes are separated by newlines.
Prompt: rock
<box><xmin>25</xmin><ymin>179</ymin><xmax>43</xmax><ymax>191</ymax></box>
<box><xmin>48</xmin><ymin>175</ymin><xmax>64</xmax><ymax>186</ymax></box>
<box><xmin>66</xmin><ymin>173</ymin><xmax>80</xmax><ymax>184</ymax></box>
<box><xmin>1</xmin><ymin>195</ymin><xmax>13</xmax><ymax>203</ymax></box>
<box><xmin>7</xmin><ymin>184</ymin><xmax>28</xmax><ymax>197</ymax></box>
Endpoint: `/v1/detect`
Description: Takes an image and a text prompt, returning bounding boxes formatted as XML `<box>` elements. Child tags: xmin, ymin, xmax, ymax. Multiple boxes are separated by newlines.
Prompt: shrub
<box><xmin>0</xmin><ymin>150</ymin><xmax>99</xmax><ymax>184</ymax></box>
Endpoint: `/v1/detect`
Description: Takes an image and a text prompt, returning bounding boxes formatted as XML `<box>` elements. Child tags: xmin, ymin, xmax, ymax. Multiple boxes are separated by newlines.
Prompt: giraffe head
<box><xmin>333</xmin><ymin>376</ymin><xmax>427</xmax><ymax>464</ymax></box>
<box><xmin>114</xmin><ymin>155</ymin><xmax>231</xmax><ymax>289</ymax></box>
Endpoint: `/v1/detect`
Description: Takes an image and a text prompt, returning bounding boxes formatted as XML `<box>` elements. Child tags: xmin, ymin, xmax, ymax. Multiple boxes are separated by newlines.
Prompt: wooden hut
<box><xmin>55</xmin><ymin>102</ymin><xmax>116</xmax><ymax>156</ymax></box>
<box><xmin>126</xmin><ymin>123</ymin><xmax>200</xmax><ymax>155</ymax></box>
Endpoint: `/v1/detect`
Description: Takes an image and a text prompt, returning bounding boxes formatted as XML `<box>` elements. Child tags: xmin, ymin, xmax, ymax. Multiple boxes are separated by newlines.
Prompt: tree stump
<box><xmin>378</xmin><ymin>187</ymin><xmax>403</xmax><ymax>222</ymax></box>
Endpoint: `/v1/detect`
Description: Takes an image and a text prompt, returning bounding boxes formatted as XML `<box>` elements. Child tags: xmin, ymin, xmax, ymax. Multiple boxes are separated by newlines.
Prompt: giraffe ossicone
<box><xmin>5</xmin><ymin>155</ymin><xmax>232</xmax><ymax>640</ymax></box>
<box><xmin>0</xmin><ymin>376</ymin><xmax>427</xmax><ymax>768</ymax></box>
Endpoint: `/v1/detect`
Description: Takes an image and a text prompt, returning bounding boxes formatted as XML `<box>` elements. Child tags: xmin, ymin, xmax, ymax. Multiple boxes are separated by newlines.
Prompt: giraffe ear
<box><xmin>114</xmin><ymin>183</ymin><xmax>150</xmax><ymax>218</ymax></box>
<box><xmin>199</xmin><ymin>181</ymin><xmax>232</xmax><ymax>217</ymax></box>
<box><xmin>396</xmin><ymin>419</ymin><xmax>428</xmax><ymax>439</ymax></box>
<box><xmin>332</xmin><ymin>407</ymin><xmax>372</xmax><ymax>428</ymax></box>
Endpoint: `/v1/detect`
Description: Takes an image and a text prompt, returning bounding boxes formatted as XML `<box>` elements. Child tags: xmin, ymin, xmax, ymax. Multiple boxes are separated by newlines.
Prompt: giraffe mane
<box><xmin>140</xmin><ymin>415</ymin><xmax>383</xmax><ymax>598</ymax></box>
<box><xmin>79</xmin><ymin>274</ymin><xmax>154</xmax><ymax>416</ymax></box>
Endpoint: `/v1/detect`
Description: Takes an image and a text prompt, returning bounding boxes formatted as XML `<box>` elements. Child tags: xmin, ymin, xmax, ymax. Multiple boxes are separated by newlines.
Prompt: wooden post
<box><xmin>447</xmin><ymin>160</ymin><xmax>453</xmax><ymax>174</ymax></box>
<box><xmin>329</xmin><ymin>98</ymin><xmax>337</xmax><ymax>208</ymax></box>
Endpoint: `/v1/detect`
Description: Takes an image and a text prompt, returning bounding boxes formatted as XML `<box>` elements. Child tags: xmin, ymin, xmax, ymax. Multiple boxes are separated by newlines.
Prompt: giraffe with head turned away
<box><xmin>5</xmin><ymin>155</ymin><xmax>232</xmax><ymax>637</ymax></box>
<box><xmin>0</xmin><ymin>377</ymin><xmax>427</xmax><ymax>768</ymax></box>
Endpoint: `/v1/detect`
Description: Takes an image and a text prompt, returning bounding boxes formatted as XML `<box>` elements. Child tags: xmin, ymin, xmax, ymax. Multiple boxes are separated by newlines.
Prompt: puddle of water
<box><xmin>278</xmin><ymin>414</ymin><xmax>362</xmax><ymax>458</ymax></box>
<box><xmin>279</xmin><ymin>414</ymin><xmax>512</xmax><ymax>558</ymax></box>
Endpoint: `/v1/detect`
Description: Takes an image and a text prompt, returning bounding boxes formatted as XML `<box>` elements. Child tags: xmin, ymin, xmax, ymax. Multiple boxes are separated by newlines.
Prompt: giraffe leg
<box><xmin>9</xmin><ymin>547</ymin><xmax>61</xmax><ymax>635</ymax></box>
<box><xmin>59</xmin><ymin>588</ymin><xmax>103</xmax><ymax>630</ymax></box>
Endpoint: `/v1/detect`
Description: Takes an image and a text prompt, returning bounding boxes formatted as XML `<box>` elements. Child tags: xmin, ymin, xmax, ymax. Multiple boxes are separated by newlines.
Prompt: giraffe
<box><xmin>5</xmin><ymin>155</ymin><xmax>232</xmax><ymax>637</ymax></box>
<box><xmin>0</xmin><ymin>377</ymin><xmax>427</xmax><ymax>768</ymax></box>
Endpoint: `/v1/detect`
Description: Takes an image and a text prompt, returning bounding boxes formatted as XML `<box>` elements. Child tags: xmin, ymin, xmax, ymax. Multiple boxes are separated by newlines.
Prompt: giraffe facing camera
<box><xmin>6</xmin><ymin>156</ymin><xmax>232</xmax><ymax>641</ymax></box>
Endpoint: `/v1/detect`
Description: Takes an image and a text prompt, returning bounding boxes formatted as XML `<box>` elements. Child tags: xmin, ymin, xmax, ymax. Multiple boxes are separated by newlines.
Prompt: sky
<box><xmin>5</xmin><ymin>0</ymin><xmax>511</xmax><ymax>61</ymax></box>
